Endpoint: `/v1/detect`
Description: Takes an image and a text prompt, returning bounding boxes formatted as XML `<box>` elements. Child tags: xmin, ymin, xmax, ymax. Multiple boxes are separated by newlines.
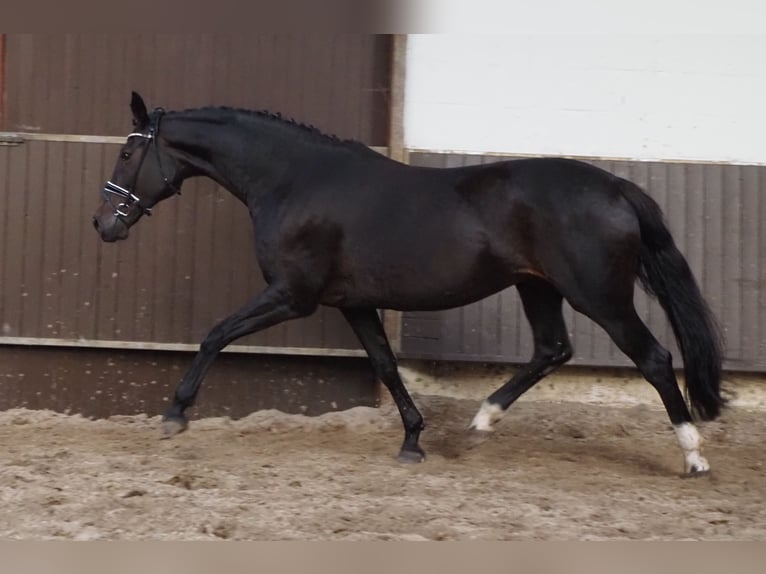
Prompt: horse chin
<box><xmin>97</xmin><ymin>219</ymin><xmax>130</xmax><ymax>242</ymax></box>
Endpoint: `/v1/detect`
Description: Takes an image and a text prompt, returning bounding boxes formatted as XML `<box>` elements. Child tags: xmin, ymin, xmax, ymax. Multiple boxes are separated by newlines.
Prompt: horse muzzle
<box><xmin>92</xmin><ymin>211</ymin><xmax>130</xmax><ymax>242</ymax></box>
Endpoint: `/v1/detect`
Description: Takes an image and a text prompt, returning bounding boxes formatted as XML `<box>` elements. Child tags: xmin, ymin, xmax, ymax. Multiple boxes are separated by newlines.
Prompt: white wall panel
<box><xmin>404</xmin><ymin>34</ymin><xmax>766</xmax><ymax>163</ymax></box>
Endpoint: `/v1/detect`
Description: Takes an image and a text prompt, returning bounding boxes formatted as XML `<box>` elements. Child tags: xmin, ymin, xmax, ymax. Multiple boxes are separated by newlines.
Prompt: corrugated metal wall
<box><xmin>3</xmin><ymin>34</ymin><xmax>390</xmax><ymax>145</ymax></box>
<box><xmin>0</xmin><ymin>34</ymin><xmax>391</xmax><ymax>355</ymax></box>
<box><xmin>0</xmin><ymin>346</ymin><xmax>376</xmax><ymax>418</ymax></box>
<box><xmin>0</xmin><ymin>139</ymin><xmax>361</xmax><ymax>352</ymax></box>
<box><xmin>401</xmin><ymin>152</ymin><xmax>766</xmax><ymax>372</ymax></box>
<box><xmin>0</xmin><ymin>35</ymin><xmax>5</xmax><ymax>129</ymax></box>
<box><xmin>3</xmin><ymin>34</ymin><xmax>764</xmax><ymax>376</ymax></box>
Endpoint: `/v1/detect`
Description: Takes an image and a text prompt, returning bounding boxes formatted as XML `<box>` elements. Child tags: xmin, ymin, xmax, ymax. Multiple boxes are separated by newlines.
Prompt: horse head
<box><xmin>93</xmin><ymin>92</ymin><xmax>182</xmax><ymax>241</ymax></box>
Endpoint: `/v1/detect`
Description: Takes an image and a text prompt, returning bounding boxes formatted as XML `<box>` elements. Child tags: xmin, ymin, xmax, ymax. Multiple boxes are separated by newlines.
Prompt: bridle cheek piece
<box><xmin>101</xmin><ymin>110</ymin><xmax>181</xmax><ymax>220</ymax></box>
<box><xmin>102</xmin><ymin>131</ymin><xmax>155</xmax><ymax>218</ymax></box>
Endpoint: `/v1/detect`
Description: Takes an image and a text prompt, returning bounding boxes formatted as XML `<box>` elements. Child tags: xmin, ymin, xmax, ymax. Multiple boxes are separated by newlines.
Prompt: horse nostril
<box><xmin>92</xmin><ymin>216</ymin><xmax>100</xmax><ymax>231</ymax></box>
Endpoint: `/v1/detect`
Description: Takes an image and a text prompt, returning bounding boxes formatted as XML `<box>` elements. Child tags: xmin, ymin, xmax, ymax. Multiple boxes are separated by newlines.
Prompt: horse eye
<box><xmin>121</xmin><ymin>151</ymin><xmax>131</xmax><ymax>160</ymax></box>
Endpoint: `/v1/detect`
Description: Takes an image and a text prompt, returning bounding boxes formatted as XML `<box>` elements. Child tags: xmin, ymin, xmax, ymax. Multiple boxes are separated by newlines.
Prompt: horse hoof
<box><xmin>682</xmin><ymin>468</ymin><xmax>711</xmax><ymax>479</ymax></box>
<box><xmin>397</xmin><ymin>448</ymin><xmax>425</xmax><ymax>464</ymax></box>
<box><xmin>160</xmin><ymin>418</ymin><xmax>188</xmax><ymax>439</ymax></box>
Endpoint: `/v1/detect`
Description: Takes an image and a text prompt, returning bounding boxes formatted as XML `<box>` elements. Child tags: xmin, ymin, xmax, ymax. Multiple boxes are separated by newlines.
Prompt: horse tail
<box><xmin>618</xmin><ymin>179</ymin><xmax>724</xmax><ymax>421</ymax></box>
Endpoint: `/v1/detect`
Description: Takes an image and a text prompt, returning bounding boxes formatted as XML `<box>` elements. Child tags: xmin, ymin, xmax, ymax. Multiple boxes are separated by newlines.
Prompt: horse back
<box><xmin>255</xmin><ymin>155</ymin><xmax>640</xmax><ymax>310</ymax></box>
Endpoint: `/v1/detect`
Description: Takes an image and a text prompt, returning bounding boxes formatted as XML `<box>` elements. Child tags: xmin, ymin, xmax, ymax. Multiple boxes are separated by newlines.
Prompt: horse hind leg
<box><xmin>470</xmin><ymin>279</ymin><xmax>573</xmax><ymax>433</ymax></box>
<box><xmin>611</xmin><ymin>312</ymin><xmax>709</xmax><ymax>476</ymax></box>
<box><xmin>565</xmin><ymin>287</ymin><xmax>708</xmax><ymax>476</ymax></box>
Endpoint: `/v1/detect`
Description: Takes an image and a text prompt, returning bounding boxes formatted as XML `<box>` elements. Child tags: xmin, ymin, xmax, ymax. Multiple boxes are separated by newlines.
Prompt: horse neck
<box><xmin>162</xmin><ymin>111</ymin><xmax>354</xmax><ymax>206</ymax></box>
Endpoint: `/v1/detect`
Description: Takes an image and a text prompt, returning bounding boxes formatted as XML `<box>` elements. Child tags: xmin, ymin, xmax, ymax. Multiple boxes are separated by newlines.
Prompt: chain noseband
<box><xmin>102</xmin><ymin>110</ymin><xmax>180</xmax><ymax>219</ymax></box>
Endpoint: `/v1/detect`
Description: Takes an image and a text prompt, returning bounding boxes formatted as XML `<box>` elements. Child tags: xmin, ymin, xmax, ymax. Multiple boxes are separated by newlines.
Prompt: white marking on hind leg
<box><xmin>674</xmin><ymin>422</ymin><xmax>710</xmax><ymax>474</ymax></box>
<box><xmin>470</xmin><ymin>401</ymin><xmax>504</xmax><ymax>431</ymax></box>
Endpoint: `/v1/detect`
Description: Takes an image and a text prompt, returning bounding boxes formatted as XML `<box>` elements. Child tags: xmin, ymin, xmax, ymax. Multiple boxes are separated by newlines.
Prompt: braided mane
<box><xmin>170</xmin><ymin>106</ymin><xmax>373</xmax><ymax>152</ymax></box>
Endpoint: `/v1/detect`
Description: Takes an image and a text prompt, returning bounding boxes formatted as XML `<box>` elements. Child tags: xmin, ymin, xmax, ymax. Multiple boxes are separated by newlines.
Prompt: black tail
<box><xmin>619</xmin><ymin>180</ymin><xmax>724</xmax><ymax>420</ymax></box>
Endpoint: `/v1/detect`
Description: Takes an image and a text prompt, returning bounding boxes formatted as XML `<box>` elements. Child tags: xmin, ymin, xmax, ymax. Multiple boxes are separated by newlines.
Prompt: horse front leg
<box><xmin>341</xmin><ymin>307</ymin><xmax>426</xmax><ymax>463</ymax></box>
<box><xmin>161</xmin><ymin>284</ymin><xmax>308</xmax><ymax>438</ymax></box>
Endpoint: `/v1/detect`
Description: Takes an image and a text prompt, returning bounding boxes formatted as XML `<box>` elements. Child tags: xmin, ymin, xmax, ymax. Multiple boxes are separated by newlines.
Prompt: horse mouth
<box><xmin>93</xmin><ymin>216</ymin><xmax>130</xmax><ymax>242</ymax></box>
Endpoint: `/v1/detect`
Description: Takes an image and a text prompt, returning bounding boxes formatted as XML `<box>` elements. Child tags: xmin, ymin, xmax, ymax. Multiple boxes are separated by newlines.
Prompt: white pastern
<box><xmin>470</xmin><ymin>401</ymin><xmax>504</xmax><ymax>432</ymax></box>
<box><xmin>674</xmin><ymin>422</ymin><xmax>710</xmax><ymax>474</ymax></box>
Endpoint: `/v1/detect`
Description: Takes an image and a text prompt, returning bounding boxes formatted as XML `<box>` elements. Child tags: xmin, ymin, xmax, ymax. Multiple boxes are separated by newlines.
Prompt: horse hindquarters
<box><xmin>472</xmin><ymin>172</ymin><xmax>715</xmax><ymax>475</ymax></box>
<box><xmin>543</xmin><ymin>186</ymin><xmax>716</xmax><ymax>475</ymax></box>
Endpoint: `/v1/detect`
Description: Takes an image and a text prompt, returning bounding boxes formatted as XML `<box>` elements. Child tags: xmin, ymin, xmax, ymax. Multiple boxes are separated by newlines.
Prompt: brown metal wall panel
<box><xmin>402</xmin><ymin>152</ymin><xmax>766</xmax><ymax>372</ymax></box>
<box><xmin>1</xmin><ymin>142</ymin><xmax>26</xmax><ymax>334</ymax></box>
<box><xmin>740</xmin><ymin>167</ymin><xmax>761</xmax><ymax>363</ymax></box>
<box><xmin>57</xmin><ymin>143</ymin><xmax>84</xmax><ymax>338</ymax></box>
<box><xmin>0</xmin><ymin>147</ymin><xmax>9</xmax><ymax>323</ymax></box>
<box><xmin>0</xmin><ymin>140</ymin><xmax>361</xmax><ymax>352</ymax></box>
<box><xmin>0</xmin><ymin>34</ymin><xmax>5</xmax><ymax>129</ymax></box>
<box><xmin>760</xmin><ymin>167</ymin><xmax>766</xmax><ymax>367</ymax></box>
<box><xmin>1</xmin><ymin>34</ymin><xmax>390</xmax><ymax>356</ymax></box>
<box><xmin>3</xmin><ymin>34</ymin><xmax>391</xmax><ymax>145</ymax></box>
<box><xmin>40</xmin><ymin>142</ymin><xmax>65</xmax><ymax>337</ymax></box>
<box><xmin>0</xmin><ymin>346</ymin><xmax>377</xmax><ymax>418</ymax></box>
<box><xmin>20</xmin><ymin>141</ymin><xmax>45</xmax><ymax>336</ymax></box>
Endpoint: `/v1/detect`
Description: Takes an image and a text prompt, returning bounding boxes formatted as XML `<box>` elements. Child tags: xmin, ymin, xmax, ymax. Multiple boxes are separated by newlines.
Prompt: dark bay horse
<box><xmin>93</xmin><ymin>92</ymin><xmax>723</xmax><ymax>476</ymax></box>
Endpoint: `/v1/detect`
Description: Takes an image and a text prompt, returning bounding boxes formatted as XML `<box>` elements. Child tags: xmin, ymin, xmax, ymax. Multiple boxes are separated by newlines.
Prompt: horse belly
<box><xmin>322</xmin><ymin>242</ymin><xmax>521</xmax><ymax>311</ymax></box>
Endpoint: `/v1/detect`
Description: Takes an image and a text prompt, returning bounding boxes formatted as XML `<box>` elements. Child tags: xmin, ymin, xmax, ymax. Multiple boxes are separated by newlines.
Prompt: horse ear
<box><xmin>130</xmin><ymin>91</ymin><xmax>149</xmax><ymax>128</ymax></box>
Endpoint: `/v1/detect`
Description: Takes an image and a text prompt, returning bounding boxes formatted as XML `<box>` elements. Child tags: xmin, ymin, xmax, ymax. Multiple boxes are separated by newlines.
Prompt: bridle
<box><xmin>101</xmin><ymin>109</ymin><xmax>180</xmax><ymax>219</ymax></box>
